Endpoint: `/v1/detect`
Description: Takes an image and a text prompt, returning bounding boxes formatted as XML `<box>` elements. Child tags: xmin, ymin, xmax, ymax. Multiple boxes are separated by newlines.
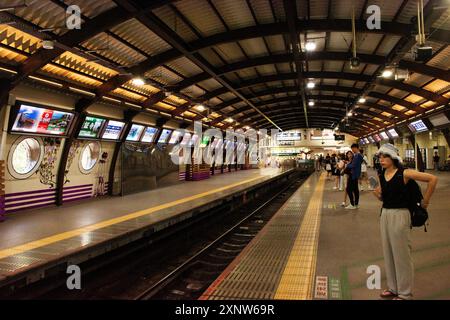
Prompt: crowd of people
<box><xmin>315</xmin><ymin>144</ymin><xmax>369</xmax><ymax>209</ymax></box>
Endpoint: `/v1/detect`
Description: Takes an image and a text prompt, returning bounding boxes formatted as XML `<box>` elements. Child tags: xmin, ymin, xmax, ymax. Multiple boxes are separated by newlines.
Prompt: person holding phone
<box><xmin>373</xmin><ymin>144</ymin><xmax>437</xmax><ymax>300</ymax></box>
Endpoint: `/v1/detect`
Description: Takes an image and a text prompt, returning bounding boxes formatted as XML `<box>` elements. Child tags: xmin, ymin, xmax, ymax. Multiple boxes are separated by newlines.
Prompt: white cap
<box><xmin>376</xmin><ymin>143</ymin><xmax>402</xmax><ymax>163</ymax></box>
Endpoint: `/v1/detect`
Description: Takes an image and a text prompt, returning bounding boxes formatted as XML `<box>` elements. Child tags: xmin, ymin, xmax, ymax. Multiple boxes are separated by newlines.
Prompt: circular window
<box><xmin>79</xmin><ymin>142</ymin><xmax>101</xmax><ymax>174</ymax></box>
<box><xmin>8</xmin><ymin>137</ymin><xmax>44</xmax><ymax>179</ymax></box>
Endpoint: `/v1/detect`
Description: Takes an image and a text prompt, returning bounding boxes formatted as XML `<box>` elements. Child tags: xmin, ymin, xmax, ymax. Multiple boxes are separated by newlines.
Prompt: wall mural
<box><xmin>64</xmin><ymin>139</ymin><xmax>81</xmax><ymax>184</ymax></box>
<box><xmin>38</xmin><ymin>138</ymin><xmax>61</xmax><ymax>188</ymax></box>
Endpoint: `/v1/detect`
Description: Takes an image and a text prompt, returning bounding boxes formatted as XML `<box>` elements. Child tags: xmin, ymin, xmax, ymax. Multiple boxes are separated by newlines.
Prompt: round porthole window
<box><xmin>8</xmin><ymin>137</ymin><xmax>44</xmax><ymax>179</ymax></box>
<box><xmin>79</xmin><ymin>142</ymin><xmax>101</xmax><ymax>174</ymax></box>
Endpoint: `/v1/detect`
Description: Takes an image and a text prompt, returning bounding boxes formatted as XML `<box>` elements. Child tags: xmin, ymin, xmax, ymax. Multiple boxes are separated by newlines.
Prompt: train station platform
<box><xmin>0</xmin><ymin>168</ymin><xmax>295</xmax><ymax>291</ymax></box>
<box><xmin>201</xmin><ymin>170</ymin><xmax>450</xmax><ymax>300</ymax></box>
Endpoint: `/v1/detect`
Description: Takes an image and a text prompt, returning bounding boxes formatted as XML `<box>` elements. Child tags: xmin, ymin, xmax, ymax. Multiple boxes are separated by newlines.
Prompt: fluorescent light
<box><xmin>195</xmin><ymin>104</ymin><xmax>206</xmax><ymax>112</ymax></box>
<box><xmin>359</xmin><ymin>98</ymin><xmax>366</xmax><ymax>103</ymax></box>
<box><xmin>28</xmin><ymin>76</ymin><xmax>63</xmax><ymax>87</ymax></box>
<box><xmin>308</xmin><ymin>101</ymin><xmax>315</xmax><ymax>106</ymax></box>
<box><xmin>305</xmin><ymin>42</ymin><xmax>316</xmax><ymax>51</ymax></box>
<box><xmin>306</xmin><ymin>82</ymin><xmax>315</xmax><ymax>89</ymax></box>
<box><xmin>347</xmin><ymin>112</ymin><xmax>353</xmax><ymax>116</ymax></box>
<box><xmin>382</xmin><ymin>69</ymin><xmax>393</xmax><ymax>78</ymax></box>
<box><xmin>0</xmin><ymin>67</ymin><xmax>17</xmax><ymax>74</ymax></box>
<box><xmin>131</xmin><ymin>78</ymin><xmax>145</xmax><ymax>86</ymax></box>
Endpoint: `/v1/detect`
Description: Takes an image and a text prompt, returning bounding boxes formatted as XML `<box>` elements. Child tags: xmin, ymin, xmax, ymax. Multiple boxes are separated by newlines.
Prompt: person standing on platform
<box><xmin>344</xmin><ymin>144</ymin><xmax>363</xmax><ymax>210</ymax></box>
<box><xmin>325</xmin><ymin>154</ymin><xmax>332</xmax><ymax>179</ymax></box>
<box><xmin>373</xmin><ymin>144</ymin><xmax>437</xmax><ymax>300</ymax></box>
<box><xmin>360</xmin><ymin>150</ymin><xmax>369</xmax><ymax>191</ymax></box>
<box><xmin>341</xmin><ymin>151</ymin><xmax>353</xmax><ymax>207</ymax></box>
<box><xmin>433</xmin><ymin>151</ymin><xmax>440</xmax><ymax>171</ymax></box>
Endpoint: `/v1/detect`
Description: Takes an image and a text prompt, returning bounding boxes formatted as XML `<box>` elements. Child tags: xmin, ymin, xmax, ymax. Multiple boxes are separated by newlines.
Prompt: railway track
<box><xmin>5</xmin><ymin>171</ymin><xmax>309</xmax><ymax>300</ymax></box>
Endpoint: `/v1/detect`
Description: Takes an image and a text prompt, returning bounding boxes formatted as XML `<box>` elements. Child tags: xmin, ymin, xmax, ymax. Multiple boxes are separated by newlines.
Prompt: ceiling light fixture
<box><xmin>381</xmin><ymin>69</ymin><xmax>394</xmax><ymax>78</ymax></box>
<box><xmin>41</xmin><ymin>40</ymin><xmax>55</xmax><ymax>50</ymax></box>
<box><xmin>131</xmin><ymin>78</ymin><xmax>145</xmax><ymax>86</ymax></box>
<box><xmin>195</xmin><ymin>104</ymin><xmax>206</xmax><ymax>112</ymax></box>
<box><xmin>347</xmin><ymin>112</ymin><xmax>353</xmax><ymax>117</ymax></box>
<box><xmin>358</xmin><ymin>98</ymin><xmax>366</xmax><ymax>103</ymax></box>
<box><xmin>305</xmin><ymin>41</ymin><xmax>316</xmax><ymax>51</ymax></box>
<box><xmin>308</xmin><ymin>101</ymin><xmax>315</xmax><ymax>106</ymax></box>
<box><xmin>306</xmin><ymin>81</ymin><xmax>315</xmax><ymax>89</ymax></box>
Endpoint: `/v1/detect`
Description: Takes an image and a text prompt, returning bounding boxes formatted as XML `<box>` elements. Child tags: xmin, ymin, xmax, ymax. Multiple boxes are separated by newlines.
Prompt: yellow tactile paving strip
<box><xmin>274</xmin><ymin>173</ymin><xmax>325</xmax><ymax>300</ymax></box>
<box><xmin>0</xmin><ymin>174</ymin><xmax>273</xmax><ymax>261</ymax></box>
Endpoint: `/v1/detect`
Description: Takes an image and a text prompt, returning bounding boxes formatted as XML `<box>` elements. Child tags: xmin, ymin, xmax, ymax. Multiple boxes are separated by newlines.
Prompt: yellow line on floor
<box><xmin>274</xmin><ymin>173</ymin><xmax>326</xmax><ymax>300</ymax></box>
<box><xmin>0</xmin><ymin>174</ymin><xmax>271</xmax><ymax>260</ymax></box>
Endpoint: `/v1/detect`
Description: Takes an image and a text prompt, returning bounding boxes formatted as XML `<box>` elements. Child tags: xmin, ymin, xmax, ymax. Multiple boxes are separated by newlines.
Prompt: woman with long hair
<box><xmin>373</xmin><ymin>144</ymin><xmax>437</xmax><ymax>300</ymax></box>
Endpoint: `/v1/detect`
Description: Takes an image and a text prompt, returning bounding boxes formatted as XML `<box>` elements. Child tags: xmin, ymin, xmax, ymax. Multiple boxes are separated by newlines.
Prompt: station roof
<box><xmin>0</xmin><ymin>0</ymin><xmax>449</xmax><ymax>136</ymax></box>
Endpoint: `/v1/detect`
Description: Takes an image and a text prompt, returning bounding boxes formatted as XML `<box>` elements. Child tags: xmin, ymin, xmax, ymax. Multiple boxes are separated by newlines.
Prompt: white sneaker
<box><xmin>340</xmin><ymin>202</ymin><xmax>346</xmax><ymax>207</ymax></box>
<box><xmin>345</xmin><ymin>205</ymin><xmax>357</xmax><ymax>210</ymax></box>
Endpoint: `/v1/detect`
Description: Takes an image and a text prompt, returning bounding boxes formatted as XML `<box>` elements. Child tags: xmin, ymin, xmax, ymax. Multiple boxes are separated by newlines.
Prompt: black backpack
<box><xmin>397</xmin><ymin>169</ymin><xmax>429</xmax><ymax>231</ymax></box>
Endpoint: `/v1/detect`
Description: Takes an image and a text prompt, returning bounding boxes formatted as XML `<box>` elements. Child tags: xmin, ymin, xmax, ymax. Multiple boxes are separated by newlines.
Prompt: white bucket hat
<box><xmin>376</xmin><ymin>143</ymin><xmax>403</xmax><ymax>163</ymax></box>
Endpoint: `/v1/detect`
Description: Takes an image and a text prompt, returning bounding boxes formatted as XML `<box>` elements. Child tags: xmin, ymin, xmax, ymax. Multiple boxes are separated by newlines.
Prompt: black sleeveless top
<box><xmin>379</xmin><ymin>169</ymin><xmax>410</xmax><ymax>209</ymax></box>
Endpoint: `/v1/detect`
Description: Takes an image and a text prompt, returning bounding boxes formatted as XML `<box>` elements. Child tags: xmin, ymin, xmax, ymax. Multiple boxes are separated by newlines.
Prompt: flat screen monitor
<box><xmin>334</xmin><ymin>134</ymin><xmax>345</xmax><ymax>141</ymax></box>
<box><xmin>11</xmin><ymin>103</ymin><xmax>74</xmax><ymax>136</ymax></box>
<box><xmin>180</xmin><ymin>132</ymin><xmax>192</xmax><ymax>145</ymax></box>
<box><xmin>368</xmin><ymin>136</ymin><xmax>375</xmax><ymax>143</ymax></box>
<box><xmin>190</xmin><ymin>134</ymin><xmax>199</xmax><ymax>146</ymax></box>
<box><xmin>126</xmin><ymin>124</ymin><xmax>145</xmax><ymax>142</ymax></box>
<box><xmin>359</xmin><ymin>139</ymin><xmax>365</xmax><ymax>145</ymax></box>
<box><xmin>79</xmin><ymin>116</ymin><xmax>106</xmax><ymax>139</ymax></box>
<box><xmin>200</xmin><ymin>136</ymin><xmax>210</xmax><ymax>147</ymax></box>
<box><xmin>380</xmin><ymin>132</ymin><xmax>389</xmax><ymax>140</ymax></box>
<box><xmin>408</xmin><ymin>120</ymin><xmax>428</xmax><ymax>133</ymax></box>
<box><xmin>102</xmin><ymin>120</ymin><xmax>125</xmax><ymax>140</ymax></box>
<box><xmin>158</xmin><ymin>129</ymin><xmax>172</xmax><ymax>143</ymax></box>
<box><xmin>141</xmin><ymin>127</ymin><xmax>158</xmax><ymax>143</ymax></box>
<box><xmin>169</xmin><ymin>131</ymin><xmax>183</xmax><ymax>144</ymax></box>
<box><xmin>387</xmin><ymin>128</ymin><xmax>399</xmax><ymax>138</ymax></box>
<box><xmin>363</xmin><ymin>138</ymin><xmax>370</xmax><ymax>144</ymax></box>
<box><xmin>429</xmin><ymin>113</ymin><xmax>450</xmax><ymax>127</ymax></box>
<box><xmin>373</xmin><ymin>134</ymin><xmax>381</xmax><ymax>142</ymax></box>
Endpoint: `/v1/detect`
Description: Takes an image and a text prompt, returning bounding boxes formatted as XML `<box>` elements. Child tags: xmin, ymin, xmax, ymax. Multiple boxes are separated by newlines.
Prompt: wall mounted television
<box><xmin>408</xmin><ymin>119</ymin><xmax>428</xmax><ymax>133</ymax></box>
<box><xmin>387</xmin><ymin>128</ymin><xmax>399</xmax><ymax>138</ymax></box>
<box><xmin>158</xmin><ymin>129</ymin><xmax>173</xmax><ymax>143</ymax></box>
<box><xmin>78</xmin><ymin>116</ymin><xmax>107</xmax><ymax>139</ymax></box>
<box><xmin>141</xmin><ymin>127</ymin><xmax>158</xmax><ymax>143</ymax></box>
<box><xmin>102</xmin><ymin>120</ymin><xmax>125</xmax><ymax>140</ymax></box>
<box><xmin>126</xmin><ymin>124</ymin><xmax>145</xmax><ymax>142</ymax></box>
<box><xmin>10</xmin><ymin>102</ymin><xmax>75</xmax><ymax>137</ymax></box>
<box><xmin>379</xmin><ymin>132</ymin><xmax>389</xmax><ymax>140</ymax></box>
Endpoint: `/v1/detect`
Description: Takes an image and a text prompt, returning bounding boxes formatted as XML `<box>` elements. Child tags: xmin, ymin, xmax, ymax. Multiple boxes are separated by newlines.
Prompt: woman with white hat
<box><xmin>373</xmin><ymin>144</ymin><xmax>438</xmax><ymax>300</ymax></box>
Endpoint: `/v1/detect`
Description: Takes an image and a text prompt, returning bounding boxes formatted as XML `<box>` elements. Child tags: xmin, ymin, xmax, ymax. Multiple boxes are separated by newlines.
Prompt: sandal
<box><xmin>380</xmin><ymin>289</ymin><xmax>397</xmax><ymax>299</ymax></box>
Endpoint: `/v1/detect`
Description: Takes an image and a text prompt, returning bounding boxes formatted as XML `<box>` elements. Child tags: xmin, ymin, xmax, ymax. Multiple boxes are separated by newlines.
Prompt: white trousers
<box><xmin>380</xmin><ymin>208</ymin><xmax>414</xmax><ymax>299</ymax></box>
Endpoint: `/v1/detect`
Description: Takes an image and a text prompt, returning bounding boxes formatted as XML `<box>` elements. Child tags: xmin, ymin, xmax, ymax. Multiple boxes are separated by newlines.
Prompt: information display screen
<box><xmin>368</xmin><ymin>136</ymin><xmax>375</xmax><ymax>143</ymax></box>
<box><xmin>181</xmin><ymin>132</ymin><xmax>192</xmax><ymax>145</ymax></box>
<box><xmin>429</xmin><ymin>113</ymin><xmax>450</xmax><ymax>127</ymax></box>
<box><xmin>373</xmin><ymin>134</ymin><xmax>381</xmax><ymax>142</ymax></box>
<box><xmin>334</xmin><ymin>134</ymin><xmax>345</xmax><ymax>141</ymax></box>
<box><xmin>102</xmin><ymin>120</ymin><xmax>125</xmax><ymax>140</ymax></box>
<box><xmin>200</xmin><ymin>136</ymin><xmax>210</xmax><ymax>147</ymax></box>
<box><xmin>363</xmin><ymin>138</ymin><xmax>370</xmax><ymax>144</ymax></box>
<box><xmin>387</xmin><ymin>128</ymin><xmax>399</xmax><ymax>138</ymax></box>
<box><xmin>79</xmin><ymin>116</ymin><xmax>106</xmax><ymax>139</ymax></box>
<box><xmin>126</xmin><ymin>124</ymin><xmax>145</xmax><ymax>142</ymax></box>
<box><xmin>169</xmin><ymin>131</ymin><xmax>183</xmax><ymax>144</ymax></box>
<box><xmin>158</xmin><ymin>129</ymin><xmax>173</xmax><ymax>143</ymax></box>
<box><xmin>408</xmin><ymin>120</ymin><xmax>428</xmax><ymax>133</ymax></box>
<box><xmin>11</xmin><ymin>104</ymin><xmax>74</xmax><ymax>136</ymax></box>
<box><xmin>277</xmin><ymin>131</ymin><xmax>301</xmax><ymax>141</ymax></box>
<box><xmin>379</xmin><ymin>132</ymin><xmax>389</xmax><ymax>140</ymax></box>
<box><xmin>141</xmin><ymin>127</ymin><xmax>158</xmax><ymax>143</ymax></box>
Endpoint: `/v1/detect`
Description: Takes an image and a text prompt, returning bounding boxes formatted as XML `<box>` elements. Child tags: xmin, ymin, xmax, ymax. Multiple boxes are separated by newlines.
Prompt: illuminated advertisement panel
<box><xmin>126</xmin><ymin>124</ymin><xmax>145</xmax><ymax>142</ymax></box>
<box><xmin>102</xmin><ymin>120</ymin><xmax>125</xmax><ymax>140</ymax></box>
<box><xmin>158</xmin><ymin>129</ymin><xmax>173</xmax><ymax>143</ymax></box>
<box><xmin>408</xmin><ymin>120</ymin><xmax>428</xmax><ymax>133</ymax></box>
<box><xmin>79</xmin><ymin>116</ymin><xmax>106</xmax><ymax>139</ymax></box>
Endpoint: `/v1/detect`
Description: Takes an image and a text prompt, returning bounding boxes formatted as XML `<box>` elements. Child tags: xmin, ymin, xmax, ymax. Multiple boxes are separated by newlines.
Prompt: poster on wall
<box><xmin>79</xmin><ymin>116</ymin><xmax>106</xmax><ymax>139</ymax></box>
<box><xmin>408</xmin><ymin>120</ymin><xmax>428</xmax><ymax>133</ymax></box>
<box><xmin>102</xmin><ymin>120</ymin><xmax>125</xmax><ymax>140</ymax></box>
<box><xmin>11</xmin><ymin>104</ymin><xmax>74</xmax><ymax>136</ymax></box>
<box><xmin>379</xmin><ymin>132</ymin><xmax>389</xmax><ymax>140</ymax></box>
<box><xmin>126</xmin><ymin>124</ymin><xmax>145</xmax><ymax>142</ymax></box>
<box><xmin>387</xmin><ymin>128</ymin><xmax>399</xmax><ymax>138</ymax></box>
<box><xmin>141</xmin><ymin>127</ymin><xmax>158</xmax><ymax>143</ymax></box>
<box><xmin>169</xmin><ymin>131</ymin><xmax>183</xmax><ymax>144</ymax></box>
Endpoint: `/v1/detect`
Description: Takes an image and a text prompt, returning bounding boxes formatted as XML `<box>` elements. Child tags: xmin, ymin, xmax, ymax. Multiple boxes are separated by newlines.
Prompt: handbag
<box><xmin>409</xmin><ymin>203</ymin><xmax>429</xmax><ymax>231</ymax></box>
